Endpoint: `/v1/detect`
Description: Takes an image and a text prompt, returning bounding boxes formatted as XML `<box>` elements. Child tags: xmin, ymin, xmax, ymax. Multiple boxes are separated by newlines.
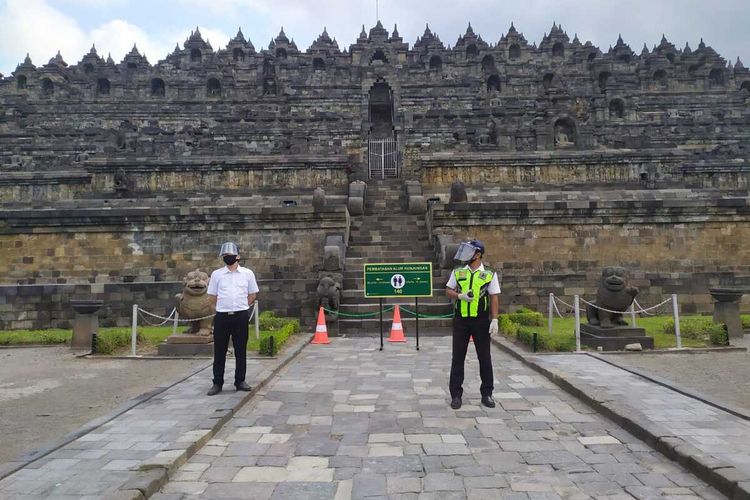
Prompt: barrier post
<box><xmin>131</xmin><ymin>304</ymin><xmax>138</xmax><ymax>357</ymax></box>
<box><xmin>672</xmin><ymin>294</ymin><xmax>682</xmax><ymax>349</ymax></box>
<box><xmin>573</xmin><ymin>295</ymin><xmax>581</xmax><ymax>352</ymax></box>
<box><xmin>172</xmin><ymin>310</ymin><xmax>179</xmax><ymax>336</ymax></box>
<box><xmin>630</xmin><ymin>303</ymin><xmax>637</xmax><ymax>327</ymax></box>
<box><xmin>254</xmin><ymin>301</ymin><xmax>260</xmax><ymax>339</ymax></box>
<box><xmin>548</xmin><ymin>293</ymin><xmax>554</xmax><ymax>335</ymax></box>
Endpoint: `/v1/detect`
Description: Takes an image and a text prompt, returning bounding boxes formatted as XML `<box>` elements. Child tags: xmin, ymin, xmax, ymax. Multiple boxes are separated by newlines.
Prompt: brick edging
<box><xmin>490</xmin><ymin>336</ymin><xmax>750</xmax><ymax>500</ymax></box>
<box><xmin>116</xmin><ymin>333</ymin><xmax>313</xmax><ymax>499</ymax></box>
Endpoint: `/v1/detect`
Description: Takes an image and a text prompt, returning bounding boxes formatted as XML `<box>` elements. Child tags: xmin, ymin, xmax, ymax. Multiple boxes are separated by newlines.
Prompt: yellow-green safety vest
<box><xmin>453</xmin><ymin>267</ymin><xmax>495</xmax><ymax>318</ymax></box>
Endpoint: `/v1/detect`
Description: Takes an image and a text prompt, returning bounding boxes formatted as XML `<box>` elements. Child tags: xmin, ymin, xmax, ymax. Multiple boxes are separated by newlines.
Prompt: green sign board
<box><xmin>363</xmin><ymin>262</ymin><xmax>433</xmax><ymax>298</ymax></box>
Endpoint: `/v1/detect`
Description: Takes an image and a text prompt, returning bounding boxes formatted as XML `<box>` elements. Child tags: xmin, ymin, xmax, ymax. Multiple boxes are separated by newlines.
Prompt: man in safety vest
<box><xmin>445</xmin><ymin>239</ymin><xmax>500</xmax><ymax>409</ymax></box>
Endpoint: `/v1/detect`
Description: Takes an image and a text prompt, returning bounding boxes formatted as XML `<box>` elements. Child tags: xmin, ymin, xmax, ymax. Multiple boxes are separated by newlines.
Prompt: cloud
<box><xmin>0</xmin><ymin>0</ymin><xmax>88</xmax><ymax>69</ymax></box>
<box><xmin>1</xmin><ymin>0</ymin><xmax>748</xmax><ymax>75</ymax></box>
<box><xmin>89</xmin><ymin>22</ymin><xmax>230</xmax><ymax>64</ymax></box>
<box><xmin>0</xmin><ymin>0</ymin><xmax>230</xmax><ymax>74</ymax></box>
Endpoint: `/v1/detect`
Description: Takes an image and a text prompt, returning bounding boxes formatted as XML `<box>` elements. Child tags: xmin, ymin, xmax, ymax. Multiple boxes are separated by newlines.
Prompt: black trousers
<box><xmin>212</xmin><ymin>310</ymin><xmax>249</xmax><ymax>386</ymax></box>
<box><xmin>449</xmin><ymin>314</ymin><xmax>494</xmax><ymax>398</ymax></box>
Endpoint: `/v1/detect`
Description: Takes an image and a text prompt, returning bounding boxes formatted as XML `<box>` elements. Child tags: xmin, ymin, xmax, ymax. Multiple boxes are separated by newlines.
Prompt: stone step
<box><xmin>347</xmin><ymin>252</ymin><xmax>434</xmax><ymax>259</ymax></box>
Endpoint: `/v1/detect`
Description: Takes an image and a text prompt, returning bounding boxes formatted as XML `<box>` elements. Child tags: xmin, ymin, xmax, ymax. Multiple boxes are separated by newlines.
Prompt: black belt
<box><xmin>216</xmin><ymin>310</ymin><xmax>248</xmax><ymax>316</ymax></box>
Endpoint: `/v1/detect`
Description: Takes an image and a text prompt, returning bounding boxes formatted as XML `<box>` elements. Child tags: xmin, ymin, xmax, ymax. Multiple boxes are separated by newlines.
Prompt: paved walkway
<box><xmin>526</xmin><ymin>351</ymin><xmax>750</xmax><ymax>495</ymax></box>
<box><xmin>155</xmin><ymin>338</ymin><xmax>723</xmax><ymax>499</ymax></box>
<box><xmin>0</xmin><ymin>336</ymin><xmax>307</xmax><ymax>499</ymax></box>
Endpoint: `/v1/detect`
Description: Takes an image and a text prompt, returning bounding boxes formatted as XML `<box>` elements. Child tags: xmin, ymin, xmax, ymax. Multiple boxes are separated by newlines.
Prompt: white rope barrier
<box><xmin>551</xmin><ymin>297</ymin><xmax>566</xmax><ymax>318</ymax></box>
<box><xmin>129</xmin><ymin>301</ymin><xmax>260</xmax><ymax>356</ymax></box>
<box><xmin>138</xmin><ymin>307</ymin><xmax>215</xmax><ymax>323</ymax></box>
<box><xmin>633</xmin><ymin>298</ymin><xmax>671</xmax><ymax>316</ymax></box>
<box><xmin>579</xmin><ymin>297</ymin><xmax>672</xmax><ymax>315</ymax></box>
<box><xmin>137</xmin><ymin>307</ymin><xmax>177</xmax><ymax>326</ymax></box>
<box><xmin>547</xmin><ymin>293</ymin><xmax>682</xmax><ymax>351</ymax></box>
<box><xmin>553</xmin><ymin>295</ymin><xmax>575</xmax><ymax>310</ymax></box>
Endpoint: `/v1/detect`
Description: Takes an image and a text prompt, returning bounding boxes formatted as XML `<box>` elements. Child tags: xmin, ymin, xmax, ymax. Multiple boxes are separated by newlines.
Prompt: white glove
<box><xmin>489</xmin><ymin>319</ymin><xmax>499</xmax><ymax>336</ymax></box>
<box><xmin>457</xmin><ymin>291</ymin><xmax>474</xmax><ymax>302</ymax></box>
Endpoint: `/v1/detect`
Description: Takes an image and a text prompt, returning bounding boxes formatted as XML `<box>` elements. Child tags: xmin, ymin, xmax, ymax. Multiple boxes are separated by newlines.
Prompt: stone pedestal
<box><xmin>70</xmin><ymin>300</ymin><xmax>103</xmax><ymax>350</ymax></box>
<box><xmin>157</xmin><ymin>333</ymin><xmax>213</xmax><ymax>356</ymax></box>
<box><xmin>710</xmin><ymin>288</ymin><xmax>745</xmax><ymax>339</ymax></box>
<box><xmin>580</xmin><ymin>323</ymin><xmax>654</xmax><ymax>351</ymax></box>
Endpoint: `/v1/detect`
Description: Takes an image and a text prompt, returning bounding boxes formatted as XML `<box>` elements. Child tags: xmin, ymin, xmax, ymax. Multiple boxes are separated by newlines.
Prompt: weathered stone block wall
<box><xmin>0</xmin><ymin>158</ymin><xmax>350</xmax><ymax>203</ymax></box>
<box><xmin>416</xmin><ymin>149</ymin><xmax>750</xmax><ymax>190</ymax></box>
<box><xmin>0</xmin><ymin>205</ymin><xmax>349</xmax><ymax>329</ymax></box>
<box><xmin>0</xmin><ymin>278</ymin><xmax>313</xmax><ymax>331</ymax></box>
<box><xmin>86</xmin><ymin>156</ymin><xmax>350</xmax><ymax>194</ymax></box>
<box><xmin>428</xmin><ymin>194</ymin><xmax>750</xmax><ymax>314</ymax></box>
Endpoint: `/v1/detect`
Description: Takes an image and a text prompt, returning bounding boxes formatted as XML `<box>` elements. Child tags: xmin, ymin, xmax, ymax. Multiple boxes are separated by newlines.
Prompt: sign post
<box><xmin>364</xmin><ymin>262</ymin><xmax>433</xmax><ymax>350</ymax></box>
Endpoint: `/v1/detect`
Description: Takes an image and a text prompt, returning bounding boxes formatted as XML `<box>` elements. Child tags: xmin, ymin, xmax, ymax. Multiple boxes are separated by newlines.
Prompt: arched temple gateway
<box><xmin>0</xmin><ymin>22</ymin><xmax>749</xmax><ymax>330</ymax></box>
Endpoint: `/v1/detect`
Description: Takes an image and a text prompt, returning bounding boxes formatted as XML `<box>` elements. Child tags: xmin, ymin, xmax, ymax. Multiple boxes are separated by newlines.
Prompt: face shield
<box><xmin>219</xmin><ymin>242</ymin><xmax>239</xmax><ymax>257</ymax></box>
<box><xmin>453</xmin><ymin>242</ymin><xmax>481</xmax><ymax>264</ymax></box>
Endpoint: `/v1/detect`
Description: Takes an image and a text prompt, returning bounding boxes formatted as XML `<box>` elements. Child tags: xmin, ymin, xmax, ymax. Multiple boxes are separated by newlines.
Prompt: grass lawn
<box><xmin>510</xmin><ymin>315</ymin><xmax>712</xmax><ymax>350</ymax></box>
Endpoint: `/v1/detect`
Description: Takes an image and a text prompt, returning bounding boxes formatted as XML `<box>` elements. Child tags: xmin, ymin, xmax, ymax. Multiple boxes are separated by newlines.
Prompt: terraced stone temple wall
<box><xmin>428</xmin><ymin>191</ymin><xmax>750</xmax><ymax>313</ymax></box>
<box><xmin>1</xmin><ymin>20</ymin><xmax>749</xmax><ymax>328</ymax></box>
<box><xmin>0</xmin><ymin>205</ymin><xmax>349</xmax><ymax>329</ymax></box>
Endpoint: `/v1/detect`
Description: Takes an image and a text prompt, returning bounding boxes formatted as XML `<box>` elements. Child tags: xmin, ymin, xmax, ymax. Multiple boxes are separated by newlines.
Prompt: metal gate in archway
<box><xmin>368</xmin><ymin>136</ymin><xmax>399</xmax><ymax>178</ymax></box>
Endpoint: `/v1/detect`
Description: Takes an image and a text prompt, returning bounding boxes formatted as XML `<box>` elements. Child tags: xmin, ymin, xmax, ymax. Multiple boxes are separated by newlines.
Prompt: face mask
<box><xmin>223</xmin><ymin>255</ymin><xmax>238</xmax><ymax>265</ymax></box>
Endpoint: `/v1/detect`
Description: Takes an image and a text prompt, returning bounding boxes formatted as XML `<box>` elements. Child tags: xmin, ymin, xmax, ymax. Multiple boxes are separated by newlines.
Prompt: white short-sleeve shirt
<box><xmin>446</xmin><ymin>263</ymin><xmax>501</xmax><ymax>295</ymax></box>
<box><xmin>207</xmin><ymin>265</ymin><xmax>260</xmax><ymax>312</ymax></box>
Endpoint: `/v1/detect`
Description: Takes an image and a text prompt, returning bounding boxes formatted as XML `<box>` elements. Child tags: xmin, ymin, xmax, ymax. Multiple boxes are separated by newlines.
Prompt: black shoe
<box><xmin>207</xmin><ymin>384</ymin><xmax>222</xmax><ymax>396</ymax></box>
<box><xmin>481</xmin><ymin>395</ymin><xmax>496</xmax><ymax>408</ymax></box>
<box><xmin>450</xmin><ymin>396</ymin><xmax>462</xmax><ymax>409</ymax></box>
<box><xmin>235</xmin><ymin>381</ymin><xmax>252</xmax><ymax>392</ymax></box>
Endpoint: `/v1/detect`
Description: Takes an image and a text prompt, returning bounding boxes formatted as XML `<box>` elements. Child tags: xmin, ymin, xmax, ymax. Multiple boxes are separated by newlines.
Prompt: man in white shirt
<box><xmin>206</xmin><ymin>242</ymin><xmax>259</xmax><ymax>396</ymax></box>
<box><xmin>445</xmin><ymin>239</ymin><xmax>501</xmax><ymax>410</ymax></box>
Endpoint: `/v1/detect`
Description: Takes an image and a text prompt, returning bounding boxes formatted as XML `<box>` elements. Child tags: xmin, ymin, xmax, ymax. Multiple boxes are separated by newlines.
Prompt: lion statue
<box><xmin>176</xmin><ymin>269</ymin><xmax>215</xmax><ymax>336</ymax></box>
<box><xmin>317</xmin><ymin>275</ymin><xmax>341</xmax><ymax>311</ymax></box>
<box><xmin>586</xmin><ymin>266</ymin><xmax>638</xmax><ymax>328</ymax></box>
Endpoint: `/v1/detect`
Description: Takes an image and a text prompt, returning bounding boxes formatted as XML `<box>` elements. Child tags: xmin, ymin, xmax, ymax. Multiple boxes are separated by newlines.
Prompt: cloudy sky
<box><xmin>1</xmin><ymin>0</ymin><xmax>748</xmax><ymax>76</ymax></box>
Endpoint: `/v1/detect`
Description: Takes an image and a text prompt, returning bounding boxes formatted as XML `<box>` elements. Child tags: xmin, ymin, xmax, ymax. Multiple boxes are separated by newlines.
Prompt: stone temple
<box><xmin>0</xmin><ymin>22</ymin><xmax>749</xmax><ymax>330</ymax></box>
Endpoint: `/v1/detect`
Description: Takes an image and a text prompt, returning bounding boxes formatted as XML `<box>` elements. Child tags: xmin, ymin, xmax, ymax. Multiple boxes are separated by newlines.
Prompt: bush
<box><xmin>508</xmin><ymin>307</ymin><xmax>544</xmax><ymax>327</ymax></box>
<box><xmin>662</xmin><ymin>317</ymin><xmax>714</xmax><ymax>340</ymax></box>
<box><xmin>259</xmin><ymin>310</ymin><xmax>290</xmax><ymax>330</ymax></box>
<box><xmin>498</xmin><ymin>314</ymin><xmax>518</xmax><ymax>335</ymax></box>
<box><xmin>707</xmin><ymin>323</ymin><xmax>729</xmax><ymax>346</ymax></box>
<box><xmin>516</xmin><ymin>326</ymin><xmax>575</xmax><ymax>352</ymax></box>
<box><xmin>742</xmin><ymin>315</ymin><xmax>750</xmax><ymax>330</ymax></box>
<box><xmin>257</xmin><ymin>319</ymin><xmax>299</xmax><ymax>356</ymax></box>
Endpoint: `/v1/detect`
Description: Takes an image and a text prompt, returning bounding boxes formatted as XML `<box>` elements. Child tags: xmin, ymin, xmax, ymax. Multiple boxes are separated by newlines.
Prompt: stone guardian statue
<box><xmin>175</xmin><ymin>269</ymin><xmax>215</xmax><ymax>336</ymax></box>
<box><xmin>586</xmin><ymin>266</ymin><xmax>638</xmax><ymax>328</ymax></box>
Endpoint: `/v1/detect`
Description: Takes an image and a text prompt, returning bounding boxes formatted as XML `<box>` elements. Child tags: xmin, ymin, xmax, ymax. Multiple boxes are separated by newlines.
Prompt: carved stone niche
<box><xmin>553</xmin><ymin>118</ymin><xmax>576</xmax><ymax>148</ymax></box>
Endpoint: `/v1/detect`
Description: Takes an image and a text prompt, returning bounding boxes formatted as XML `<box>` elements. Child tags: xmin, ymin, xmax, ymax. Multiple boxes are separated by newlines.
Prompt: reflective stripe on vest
<box><xmin>454</xmin><ymin>267</ymin><xmax>494</xmax><ymax>317</ymax></box>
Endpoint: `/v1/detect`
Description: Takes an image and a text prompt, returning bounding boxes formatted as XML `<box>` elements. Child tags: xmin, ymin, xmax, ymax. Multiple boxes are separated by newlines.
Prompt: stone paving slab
<box><xmin>160</xmin><ymin>337</ymin><xmax>723</xmax><ymax>499</ymax></box>
<box><xmin>0</xmin><ymin>335</ymin><xmax>310</xmax><ymax>499</ymax></box>
<box><xmin>492</xmin><ymin>337</ymin><xmax>750</xmax><ymax>500</ymax></box>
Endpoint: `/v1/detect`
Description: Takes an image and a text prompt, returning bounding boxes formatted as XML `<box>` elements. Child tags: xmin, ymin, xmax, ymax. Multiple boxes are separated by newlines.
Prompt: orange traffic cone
<box><xmin>311</xmin><ymin>306</ymin><xmax>330</xmax><ymax>344</ymax></box>
<box><xmin>388</xmin><ymin>305</ymin><xmax>407</xmax><ymax>342</ymax></box>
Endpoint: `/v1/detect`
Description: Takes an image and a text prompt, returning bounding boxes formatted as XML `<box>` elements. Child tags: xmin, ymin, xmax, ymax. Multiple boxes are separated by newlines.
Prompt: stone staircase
<box><xmin>334</xmin><ymin>178</ymin><xmax>453</xmax><ymax>336</ymax></box>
